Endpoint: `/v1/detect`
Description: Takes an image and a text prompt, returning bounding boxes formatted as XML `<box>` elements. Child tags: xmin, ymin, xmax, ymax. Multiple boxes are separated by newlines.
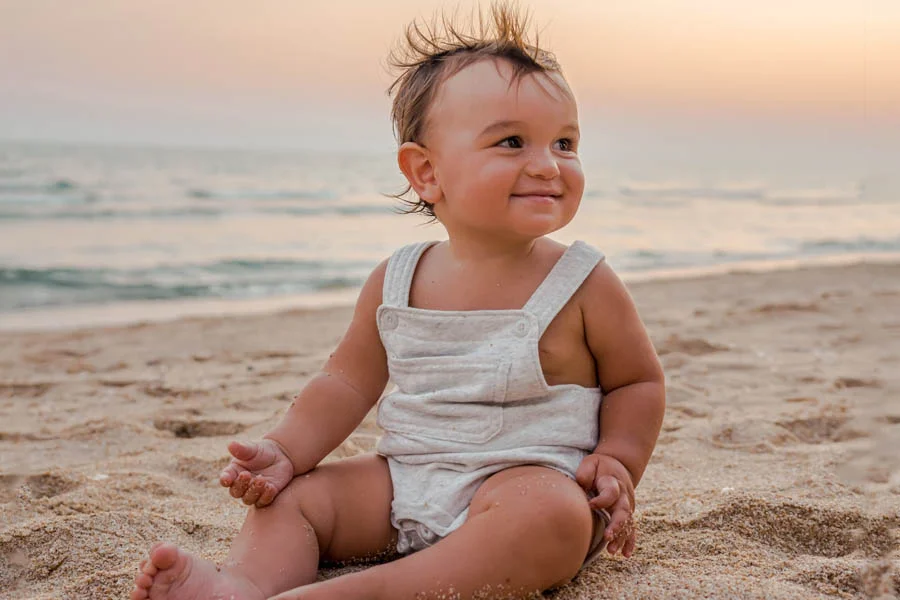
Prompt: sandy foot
<box><xmin>130</xmin><ymin>543</ymin><xmax>265</xmax><ymax>600</ymax></box>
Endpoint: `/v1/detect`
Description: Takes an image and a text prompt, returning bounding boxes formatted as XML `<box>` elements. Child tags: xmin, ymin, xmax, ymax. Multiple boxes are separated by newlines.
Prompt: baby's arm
<box><xmin>576</xmin><ymin>262</ymin><xmax>666</xmax><ymax>556</ymax></box>
<box><xmin>220</xmin><ymin>260</ymin><xmax>391</xmax><ymax>506</ymax></box>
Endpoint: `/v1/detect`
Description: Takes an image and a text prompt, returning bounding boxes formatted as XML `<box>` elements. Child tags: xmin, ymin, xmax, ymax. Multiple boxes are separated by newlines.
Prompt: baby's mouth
<box><xmin>510</xmin><ymin>194</ymin><xmax>560</xmax><ymax>204</ymax></box>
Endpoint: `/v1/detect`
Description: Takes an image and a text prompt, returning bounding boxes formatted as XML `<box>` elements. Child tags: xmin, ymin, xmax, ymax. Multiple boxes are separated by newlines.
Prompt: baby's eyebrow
<box><xmin>478</xmin><ymin>120</ymin><xmax>580</xmax><ymax>138</ymax></box>
<box><xmin>479</xmin><ymin>120</ymin><xmax>525</xmax><ymax>137</ymax></box>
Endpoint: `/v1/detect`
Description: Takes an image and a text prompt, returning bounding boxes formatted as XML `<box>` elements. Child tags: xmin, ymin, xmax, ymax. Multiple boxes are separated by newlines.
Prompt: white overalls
<box><xmin>376</xmin><ymin>240</ymin><xmax>608</xmax><ymax>561</ymax></box>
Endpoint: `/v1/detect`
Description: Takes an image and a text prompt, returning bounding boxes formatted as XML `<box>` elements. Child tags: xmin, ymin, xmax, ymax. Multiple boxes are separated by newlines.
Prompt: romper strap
<box><xmin>382</xmin><ymin>241</ymin><xmax>438</xmax><ymax>307</ymax></box>
<box><xmin>522</xmin><ymin>241</ymin><xmax>605</xmax><ymax>335</ymax></box>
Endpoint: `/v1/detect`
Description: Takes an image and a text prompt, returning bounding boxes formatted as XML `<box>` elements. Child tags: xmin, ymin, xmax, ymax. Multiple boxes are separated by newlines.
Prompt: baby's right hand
<box><xmin>219</xmin><ymin>439</ymin><xmax>295</xmax><ymax>508</ymax></box>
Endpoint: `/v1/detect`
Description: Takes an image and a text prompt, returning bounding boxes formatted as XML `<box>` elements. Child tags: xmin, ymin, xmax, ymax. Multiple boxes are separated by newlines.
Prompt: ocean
<box><xmin>1</xmin><ymin>140</ymin><xmax>898</xmax><ymax>329</ymax></box>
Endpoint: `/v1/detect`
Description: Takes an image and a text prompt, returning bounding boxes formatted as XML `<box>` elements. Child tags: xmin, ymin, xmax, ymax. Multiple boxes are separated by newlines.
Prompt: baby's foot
<box><xmin>130</xmin><ymin>542</ymin><xmax>264</xmax><ymax>600</ymax></box>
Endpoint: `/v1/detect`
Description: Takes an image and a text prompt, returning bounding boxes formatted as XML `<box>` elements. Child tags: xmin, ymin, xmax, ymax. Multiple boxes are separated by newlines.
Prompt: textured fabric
<box><xmin>375</xmin><ymin>240</ymin><xmax>605</xmax><ymax>557</ymax></box>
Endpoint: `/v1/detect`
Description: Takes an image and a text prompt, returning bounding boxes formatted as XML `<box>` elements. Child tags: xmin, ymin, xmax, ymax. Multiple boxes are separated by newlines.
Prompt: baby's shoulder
<box><xmin>353</xmin><ymin>257</ymin><xmax>392</xmax><ymax>314</ymax></box>
<box><xmin>573</xmin><ymin>252</ymin><xmax>630</xmax><ymax>314</ymax></box>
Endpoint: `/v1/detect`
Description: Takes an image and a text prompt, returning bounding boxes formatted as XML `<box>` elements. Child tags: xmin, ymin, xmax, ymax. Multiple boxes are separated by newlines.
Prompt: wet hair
<box><xmin>387</xmin><ymin>1</ymin><xmax>565</xmax><ymax>218</ymax></box>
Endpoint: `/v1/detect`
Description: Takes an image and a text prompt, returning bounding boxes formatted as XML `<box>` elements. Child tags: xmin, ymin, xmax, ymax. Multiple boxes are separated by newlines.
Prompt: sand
<box><xmin>1</xmin><ymin>262</ymin><xmax>898</xmax><ymax>599</ymax></box>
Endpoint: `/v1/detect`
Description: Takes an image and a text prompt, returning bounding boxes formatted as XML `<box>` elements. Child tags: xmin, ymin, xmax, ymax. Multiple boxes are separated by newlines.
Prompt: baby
<box><xmin>131</xmin><ymin>4</ymin><xmax>665</xmax><ymax>599</ymax></box>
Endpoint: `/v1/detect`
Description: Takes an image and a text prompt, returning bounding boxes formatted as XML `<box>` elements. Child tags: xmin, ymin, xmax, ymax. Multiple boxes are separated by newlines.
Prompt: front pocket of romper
<box><xmin>378</xmin><ymin>358</ymin><xmax>509</xmax><ymax>444</ymax></box>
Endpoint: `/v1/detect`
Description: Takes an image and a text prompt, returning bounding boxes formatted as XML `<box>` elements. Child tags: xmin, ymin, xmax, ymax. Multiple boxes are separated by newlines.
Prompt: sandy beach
<box><xmin>1</xmin><ymin>261</ymin><xmax>898</xmax><ymax>599</ymax></box>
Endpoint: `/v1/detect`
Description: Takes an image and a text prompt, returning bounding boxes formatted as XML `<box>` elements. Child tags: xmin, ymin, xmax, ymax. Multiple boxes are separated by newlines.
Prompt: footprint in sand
<box><xmin>708</xmin><ymin>422</ymin><xmax>798</xmax><ymax>453</ymax></box>
<box><xmin>752</xmin><ymin>301</ymin><xmax>821</xmax><ymax>314</ymax></box>
<box><xmin>141</xmin><ymin>383</ymin><xmax>210</xmax><ymax>399</ymax></box>
<box><xmin>22</xmin><ymin>348</ymin><xmax>96</xmax><ymax>364</ymax></box>
<box><xmin>0</xmin><ymin>382</ymin><xmax>54</xmax><ymax>399</ymax></box>
<box><xmin>776</xmin><ymin>414</ymin><xmax>867</xmax><ymax>444</ymax></box>
<box><xmin>784</xmin><ymin>396</ymin><xmax>819</xmax><ymax>404</ymax></box>
<box><xmin>27</xmin><ymin>473</ymin><xmax>82</xmax><ymax>499</ymax></box>
<box><xmin>2</xmin><ymin>472</ymin><xmax>83</xmax><ymax>501</ymax></box>
<box><xmin>174</xmin><ymin>455</ymin><xmax>232</xmax><ymax>482</ymax></box>
<box><xmin>656</xmin><ymin>334</ymin><xmax>729</xmax><ymax>357</ymax></box>
<box><xmin>153</xmin><ymin>417</ymin><xmax>246</xmax><ymax>439</ymax></box>
<box><xmin>0</xmin><ymin>511</ymin><xmax>176</xmax><ymax>591</ymax></box>
<box><xmin>668</xmin><ymin>405</ymin><xmax>709</xmax><ymax>419</ymax></box>
<box><xmin>684</xmin><ymin>495</ymin><xmax>897</xmax><ymax>558</ymax></box>
<box><xmin>0</xmin><ymin>474</ymin><xmax>24</xmax><ymax>503</ymax></box>
<box><xmin>97</xmin><ymin>378</ymin><xmax>141</xmax><ymax>388</ymax></box>
<box><xmin>710</xmin><ymin>409</ymin><xmax>868</xmax><ymax>452</ymax></box>
<box><xmin>833</xmin><ymin>376</ymin><xmax>882</xmax><ymax>390</ymax></box>
<box><xmin>787</xmin><ymin>559</ymin><xmax>895</xmax><ymax>598</ymax></box>
<box><xmin>248</xmin><ymin>350</ymin><xmax>300</xmax><ymax>360</ymax></box>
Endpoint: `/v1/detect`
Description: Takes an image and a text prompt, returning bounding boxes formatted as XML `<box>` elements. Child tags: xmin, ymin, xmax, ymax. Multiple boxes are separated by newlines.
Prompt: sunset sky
<box><xmin>1</xmin><ymin>0</ymin><xmax>897</xmax><ymax>167</ymax></box>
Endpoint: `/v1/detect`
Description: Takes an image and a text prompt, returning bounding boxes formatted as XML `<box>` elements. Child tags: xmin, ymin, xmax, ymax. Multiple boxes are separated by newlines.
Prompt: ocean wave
<box><xmin>616</xmin><ymin>235</ymin><xmax>900</xmax><ymax>272</ymax></box>
<box><xmin>0</xmin><ymin>178</ymin><xmax>79</xmax><ymax>195</ymax></box>
<box><xmin>799</xmin><ymin>236</ymin><xmax>900</xmax><ymax>254</ymax></box>
<box><xmin>618</xmin><ymin>183</ymin><xmax>765</xmax><ymax>201</ymax></box>
<box><xmin>759</xmin><ymin>187</ymin><xmax>864</xmax><ymax>206</ymax></box>
<box><xmin>617</xmin><ymin>182</ymin><xmax>872</xmax><ymax>206</ymax></box>
<box><xmin>0</xmin><ymin>203</ymin><xmax>394</xmax><ymax>221</ymax></box>
<box><xmin>0</xmin><ymin>258</ymin><xmax>373</xmax><ymax>311</ymax></box>
<box><xmin>187</xmin><ymin>188</ymin><xmax>337</xmax><ymax>201</ymax></box>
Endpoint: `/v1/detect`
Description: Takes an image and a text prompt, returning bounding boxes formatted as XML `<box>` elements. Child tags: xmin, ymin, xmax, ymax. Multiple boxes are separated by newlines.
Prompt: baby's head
<box><xmin>389</xmin><ymin>2</ymin><xmax>584</xmax><ymax>241</ymax></box>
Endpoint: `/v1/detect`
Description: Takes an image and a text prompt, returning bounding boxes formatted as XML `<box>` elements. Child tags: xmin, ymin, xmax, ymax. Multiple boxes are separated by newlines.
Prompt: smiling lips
<box><xmin>511</xmin><ymin>192</ymin><xmax>562</xmax><ymax>204</ymax></box>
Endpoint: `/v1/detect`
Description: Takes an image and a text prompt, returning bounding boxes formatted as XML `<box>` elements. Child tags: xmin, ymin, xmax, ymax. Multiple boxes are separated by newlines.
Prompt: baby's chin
<box><xmin>508</xmin><ymin>196</ymin><xmax>578</xmax><ymax>223</ymax></box>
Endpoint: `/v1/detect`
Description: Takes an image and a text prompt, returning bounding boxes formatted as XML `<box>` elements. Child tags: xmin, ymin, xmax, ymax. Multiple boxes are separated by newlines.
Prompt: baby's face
<box><xmin>424</xmin><ymin>58</ymin><xmax>584</xmax><ymax>241</ymax></box>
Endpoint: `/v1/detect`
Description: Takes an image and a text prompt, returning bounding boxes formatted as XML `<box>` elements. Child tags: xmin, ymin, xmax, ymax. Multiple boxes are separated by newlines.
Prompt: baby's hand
<box><xmin>575</xmin><ymin>453</ymin><xmax>637</xmax><ymax>558</ymax></box>
<box><xmin>219</xmin><ymin>439</ymin><xmax>295</xmax><ymax>508</ymax></box>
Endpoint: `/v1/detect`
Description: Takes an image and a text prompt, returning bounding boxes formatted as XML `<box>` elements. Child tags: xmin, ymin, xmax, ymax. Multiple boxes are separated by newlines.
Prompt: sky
<box><xmin>0</xmin><ymin>0</ymin><xmax>897</xmax><ymax>171</ymax></box>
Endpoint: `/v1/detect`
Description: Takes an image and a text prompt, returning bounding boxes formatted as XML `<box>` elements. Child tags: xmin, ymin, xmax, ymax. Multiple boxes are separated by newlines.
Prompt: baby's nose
<box><xmin>524</xmin><ymin>149</ymin><xmax>560</xmax><ymax>179</ymax></box>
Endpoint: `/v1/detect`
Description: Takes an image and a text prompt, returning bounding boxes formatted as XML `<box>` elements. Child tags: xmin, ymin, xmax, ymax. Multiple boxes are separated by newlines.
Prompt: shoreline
<box><xmin>3</xmin><ymin>251</ymin><xmax>900</xmax><ymax>333</ymax></box>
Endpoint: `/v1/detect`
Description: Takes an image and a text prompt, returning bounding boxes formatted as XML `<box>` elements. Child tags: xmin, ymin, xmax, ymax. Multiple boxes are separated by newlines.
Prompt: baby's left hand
<box><xmin>575</xmin><ymin>453</ymin><xmax>637</xmax><ymax>558</ymax></box>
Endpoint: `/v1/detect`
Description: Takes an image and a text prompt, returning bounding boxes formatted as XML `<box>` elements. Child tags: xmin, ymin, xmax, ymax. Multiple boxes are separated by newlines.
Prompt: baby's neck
<box><xmin>443</xmin><ymin>235</ymin><xmax>542</xmax><ymax>266</ymax></box>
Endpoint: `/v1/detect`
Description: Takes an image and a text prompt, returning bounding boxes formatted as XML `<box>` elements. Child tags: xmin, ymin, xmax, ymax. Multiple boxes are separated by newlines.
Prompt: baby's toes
<box><xmin>130</xmin><ymin>575</ymin><xmax>150</xmax><ymax>600</ymax></box>
<box><xmin>141</xmin><ymin>557</ymin><xmax>157</xmax><ymax>576</ymax></box>
<box><xmin>134</xmin><ymin>570</ymin><xmax>153</xmax><ymax>589</ymax></box>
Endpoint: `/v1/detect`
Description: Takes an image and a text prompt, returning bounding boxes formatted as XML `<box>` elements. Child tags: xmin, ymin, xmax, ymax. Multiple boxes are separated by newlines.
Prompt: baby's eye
<box><xmin>555</xmin><ymin>138</ymin><xmax>576</xmax><ymax>152</ymax></box>
<box><xmin>497</xmin><ymin>136</ymin><xmax>523</xmax><ymax>149</ymax></box>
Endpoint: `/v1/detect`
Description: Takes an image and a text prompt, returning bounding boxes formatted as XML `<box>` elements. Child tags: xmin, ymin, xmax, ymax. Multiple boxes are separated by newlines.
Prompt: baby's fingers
<box><xmin>241</xmin><ymin>477</ymin><xmax>268</xmax><ymax>506</ymax></box>
<box><xmin>230</xmin><ymin>471</ymin><xmax>253</xmax><ymax>499</ymax></box>
<box><xmin>604</xmin><ymin>495</ymin><xmax>636</xmax><ymax>556</ymax></box>
<box><xmin>228</xmin><ymin>440</ymin><xmax>260</xmax><ymax>463</ymax></box>
<box><xmin>588</xmin><ymin>475</ymin><xmax>621</xmax><ymax>511</ymax></box>
<box><xmin>255</xmin><ymin>483</ymin><xmax>279</xmax><ymax>508</ymax></box>
<box><xmin>605</xmin><ymin>504</ymin><xmax>632</xmax><ymax>541</ymax></box>
<box><xmin>574</xmin><ymin>455</ymin><xmax>599</xmax><ymax>491</ymax></box>
<box><xmin>621</xmin><ymin>530</ymin><xmax>637</xmax><ymax>558</ymax></box>
<box><xmin>219</xmin><ymin>462</ymin><xmax>242</xmax><ymax>487</ymax></box>
<box><xmin>607</xmin><ymin>519</ymin><xmax>637</xmax><ymax>556</ymax></box>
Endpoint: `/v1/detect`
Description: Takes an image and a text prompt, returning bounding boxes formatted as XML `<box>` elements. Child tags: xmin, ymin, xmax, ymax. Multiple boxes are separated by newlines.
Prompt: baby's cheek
<box><xmin>562</xmin><ymin>161</ymin><xmax>585</xmax><ymax>195</ymax></box>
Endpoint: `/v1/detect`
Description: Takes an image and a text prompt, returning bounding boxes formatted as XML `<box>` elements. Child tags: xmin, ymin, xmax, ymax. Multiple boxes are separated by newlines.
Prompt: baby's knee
<box><xmin>525</xmin><ymin>489</ymin><xmax>593</xmax><ymax>586</ymax></box>
<box><xmin>539</xmin><ymin>487</ymin><xmax>593</xmax><ymax>549</ymax></box>
<box><xmin>277</xmin><ymin>471</ymin><xmax>338</xmax><ymax>544</ymax></box>
<box><xmin>475</xmin><ymin>469</ymin><xmax>594</xmax><ymax>578</ymax></box>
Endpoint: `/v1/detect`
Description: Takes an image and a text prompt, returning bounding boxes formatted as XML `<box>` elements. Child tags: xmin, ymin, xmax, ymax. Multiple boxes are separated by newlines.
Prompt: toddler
<box><xmin>131</xmin><ymin>4</ymin><xmax>665</xmax><ymax>599</ymax></box>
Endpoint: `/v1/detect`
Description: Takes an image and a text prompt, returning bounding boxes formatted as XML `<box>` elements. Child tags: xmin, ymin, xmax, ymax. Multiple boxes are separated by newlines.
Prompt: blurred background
<box><xmin>1</xmin><ymin>0</ymin><xmax>898</xmax><ymax>328</ymax></box>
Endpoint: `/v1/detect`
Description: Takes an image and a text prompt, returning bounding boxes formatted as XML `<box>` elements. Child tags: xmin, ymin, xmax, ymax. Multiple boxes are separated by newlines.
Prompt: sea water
<box><xmin>1</xmin><ymin>141</ymin><xmax>897</xmax><ymax>328</ymax></box>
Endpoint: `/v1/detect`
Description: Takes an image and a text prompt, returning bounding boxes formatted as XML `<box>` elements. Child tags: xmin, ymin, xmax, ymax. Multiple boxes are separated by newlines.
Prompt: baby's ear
<box><xmin>397</xmin><ymin>142</ymin><xmax>441</xmax><ymax>205</ymax></box>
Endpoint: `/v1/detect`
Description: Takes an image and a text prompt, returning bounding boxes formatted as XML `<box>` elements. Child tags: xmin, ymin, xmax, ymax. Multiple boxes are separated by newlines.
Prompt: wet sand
<box><xmin>1</xmin><ymin>262</ymin><xmax>898</xmax><ymax>599</ymax></box>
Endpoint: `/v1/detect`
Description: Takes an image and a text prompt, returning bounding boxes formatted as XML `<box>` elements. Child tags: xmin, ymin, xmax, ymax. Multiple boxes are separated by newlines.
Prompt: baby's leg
<box><xmin>272</xmin><ymin>465</ymin><xmax>594</xmax><ymax>600</ymax></box>
<box><xmin>131</xmin><ymin>453</ymin><xmax>395</xmax><ymax>600</ymax></box>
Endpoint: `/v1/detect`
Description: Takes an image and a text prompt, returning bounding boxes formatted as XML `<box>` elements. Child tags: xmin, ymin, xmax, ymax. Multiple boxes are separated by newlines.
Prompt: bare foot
<box><xmin>130</xmin><ymin>542</ymin><xmax>265</xmax><ymax>600</ymax></box>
